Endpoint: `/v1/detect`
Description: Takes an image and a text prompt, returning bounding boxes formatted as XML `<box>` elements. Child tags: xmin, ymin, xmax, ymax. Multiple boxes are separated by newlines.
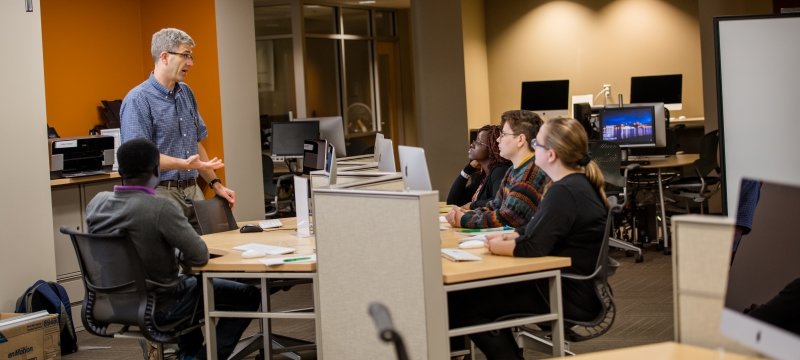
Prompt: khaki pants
<box><xmin>156</xmin><ymin>183</ymin><xmax>205</xmax><ymax>233</ymax></box>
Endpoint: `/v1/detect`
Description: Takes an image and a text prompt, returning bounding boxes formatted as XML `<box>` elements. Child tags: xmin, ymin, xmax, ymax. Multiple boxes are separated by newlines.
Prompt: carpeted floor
<box><xmin>65</xmin><ymin>246</ymin><xmax>673</xmax><ymax>359</ymax></box>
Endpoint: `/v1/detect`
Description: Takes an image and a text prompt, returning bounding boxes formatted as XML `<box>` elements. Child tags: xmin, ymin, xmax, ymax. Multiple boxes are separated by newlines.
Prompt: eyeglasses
<box><xmin>531</xmin><ymin>139</ymin><xmax>549</xmax><ymax>149</ymax></box>
<box><xmin>167</xmin><ymin>51</ymin><xmax>194</xmax><ymax>61</ymax></box>
<box><xmin>498</xmin><ymin>132</ymin><xmax>520</xmax><ymax>139</ymax></box>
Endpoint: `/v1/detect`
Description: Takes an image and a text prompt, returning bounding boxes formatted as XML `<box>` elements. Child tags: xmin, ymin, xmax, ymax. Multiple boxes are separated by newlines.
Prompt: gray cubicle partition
<box><xmin>715</xmin><ymin>14</ymin><xmax>800</xmax><ymax>213</ymax></box>
<box><xmin>313</xmin><ymin>188</ymin><xmax>447</xmax><ymax>359</ymax></box>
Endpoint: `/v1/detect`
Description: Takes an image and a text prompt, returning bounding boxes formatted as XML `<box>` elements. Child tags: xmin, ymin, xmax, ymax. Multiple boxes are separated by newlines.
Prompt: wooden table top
<box><xmin>197</xmin><ymin>218</ymin><xmax>317</xmax><ymax>272</ymax></box>
<box><xmin>198</xmin><ymin>217</ymin><xmax>571</xmax><ymax>283</ymax></box>
<box><xmin>637</xmin><ymin>154</ymin><xmax>699</xmax><ymax>169</ymax></box>
<box><xmin>568</xmin><ymin>342</ymin><xmax>760</xmax><ymax>359</ymax></box>
<box><xmin>50</xmin><ymin>172</ymin><xmax>121</xmax><ymax>187</ymax></box>
<box><xmin>439</xmin><ymin>225</ymin><xmax>571</xmax><ymax>284</ymax></box>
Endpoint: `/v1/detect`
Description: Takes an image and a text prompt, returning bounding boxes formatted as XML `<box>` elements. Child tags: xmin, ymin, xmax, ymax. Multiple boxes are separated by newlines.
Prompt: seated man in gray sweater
<box><xmin>85</xmin><ymin>138</ymin><xmax>260</xmax><ymax>360</ymax></box>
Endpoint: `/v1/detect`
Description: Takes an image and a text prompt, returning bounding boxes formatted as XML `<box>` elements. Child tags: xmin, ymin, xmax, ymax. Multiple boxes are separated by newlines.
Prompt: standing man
<box><xmin>121</xmin><ymin>27</ymin><xmax>235</xmax><ymax>231</ymax></box>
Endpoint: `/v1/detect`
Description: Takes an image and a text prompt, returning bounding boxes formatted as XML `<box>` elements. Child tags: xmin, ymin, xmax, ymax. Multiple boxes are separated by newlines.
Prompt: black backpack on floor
<box><xmin>15</xmin><ymin>280</ymin><xmax>79</xmax><ymax>355</ymax></box>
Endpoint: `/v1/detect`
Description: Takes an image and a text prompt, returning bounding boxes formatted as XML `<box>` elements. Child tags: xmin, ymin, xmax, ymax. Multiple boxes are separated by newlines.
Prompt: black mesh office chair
<box><xmin>262</xmin><ymin>154</ymin><xmax>295</xmax><ymax>218</ymax></box>
<box><xmin>666</xmin><ymin>130</ymin><xmax>721</xmax><ymax>214</ymax></box>
<box><xmin>589</xmin><ymin>141</ymin><xmax>644</xmax><ymax>262</ymax></box>
<box><xmin>60</xmin><ymin>227</ymin><xmax>203</xmax><ymax>360</ymax></box>
<box><xmin>503</xmin><ymin>197</ymin><xmax>619</xmax><ymax>356</ymax></box>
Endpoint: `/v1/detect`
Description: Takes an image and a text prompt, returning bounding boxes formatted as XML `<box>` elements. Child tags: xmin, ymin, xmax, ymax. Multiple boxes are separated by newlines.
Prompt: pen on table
<box><xmin>458</xmin><ymin>225</ymin><xmax>514</xmax><ymax>233</ymax></box>
<box><xmin>281</xmin><ymin>256</ymin><xmax>313</xmax><ymax>263</ymax></box>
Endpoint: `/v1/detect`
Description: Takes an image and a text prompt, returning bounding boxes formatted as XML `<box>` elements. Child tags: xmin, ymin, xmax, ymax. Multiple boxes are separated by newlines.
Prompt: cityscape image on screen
<box><xmin>600</xmin><ymin>106</ymin><xmax>656</xmax><ymax>147</ymax></box>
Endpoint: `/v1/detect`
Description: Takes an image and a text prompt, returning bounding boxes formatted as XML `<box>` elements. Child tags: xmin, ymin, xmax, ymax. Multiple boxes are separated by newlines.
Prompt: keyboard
<box><xmin>61</xmin><ymin>170</ymin><xmax>109</xmax><ymax>178</ymax></box>
<box><xmin>441</xmin><ymin>248</ymin><xmax>482</xmax><ymax>262</ymax></box>
<box><xmin>233</xmin><ymin>243</ymin><xmax>295</xmax><ymax>256</ymax></box>
<box><xmin>259</xmin><ymin>219</ymin><xmax>283</xmax><ymax>229</ymax></box>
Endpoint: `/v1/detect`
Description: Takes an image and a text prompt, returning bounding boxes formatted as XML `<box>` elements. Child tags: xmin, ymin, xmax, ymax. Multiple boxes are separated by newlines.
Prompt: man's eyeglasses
<box><xmin>531</xmin><ymin>139</ymin><xmax>549</xmax><ymax>149</ymax></box>
<box><xmin>498</xmin><ymin>132</ymin><xmax>520</xmax><ymax>139</ymax></box>
<box><xmin>167</xmin><ymin>51</ymin><xmax>194</xmax><ymax>61</ymax></box>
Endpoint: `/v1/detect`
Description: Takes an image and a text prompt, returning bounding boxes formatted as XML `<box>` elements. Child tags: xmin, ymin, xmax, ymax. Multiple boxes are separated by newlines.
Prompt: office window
<box><xmin>374</xmin><ymin>11</ymin><xmax>395</xmax><ymax>37</ymax></box>
<box><xmin>342</xmin><ymin>8</ymin><xmax>370</xmax><ymax>36</ymax></box>
<box><xmin>256</xmin><ymin>39</ymin><xmax>296</xmax><ymax>118</ymax></box>
<box><xmin>305</xmin><ymin>38</ymin><xmax>341</xmax><ymax>117</ymax></box>
<box><xmin>254</xmin><ymin>5</ymin><xmax>292</xmax><ymax>36</ymax></box>
<box><xmin>304</xmin><ymin>5</ymin><xmax>337</xmax><ymax>34</ymax></box>
<box><xmin>344</xmin><ymin>40</ymin><xmax>374</xmax><ymax>133</ymax></box>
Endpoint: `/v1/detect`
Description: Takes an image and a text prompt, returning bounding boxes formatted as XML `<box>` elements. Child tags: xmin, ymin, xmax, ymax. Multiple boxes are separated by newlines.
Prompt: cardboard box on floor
<box><xmin>0</xmin><ymin>313</ymin><xmax>60</xmax><ymax>360</ymax></box>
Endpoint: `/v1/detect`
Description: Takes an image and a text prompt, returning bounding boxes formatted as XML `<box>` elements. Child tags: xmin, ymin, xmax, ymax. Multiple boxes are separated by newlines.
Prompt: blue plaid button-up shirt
<box><xmin>120</xmin><ymin>73</ymin><xmax>208</xmax><ymax>181</ymax></box>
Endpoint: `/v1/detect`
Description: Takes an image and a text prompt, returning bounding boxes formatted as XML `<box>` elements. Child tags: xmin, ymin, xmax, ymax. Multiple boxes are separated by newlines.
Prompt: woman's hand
<box><xmin>446</xmin><ymin>206</ymin><xmax>466</xmax><ymax>228</ymax></box>
<box><xmin>486</xmin><ymin>232</ymin><xmax>518</xmax><ymax>256</ymax></box>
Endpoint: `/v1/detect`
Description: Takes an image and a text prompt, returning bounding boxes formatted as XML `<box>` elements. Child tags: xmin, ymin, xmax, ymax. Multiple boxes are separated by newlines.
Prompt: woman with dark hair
<box><xmin>446</xmin><ymin>125</ymin><xmax>511</xmax><ymax>208</ymax></box>
<box><xmin>448</xmin><ymin>117</ymin><xmax>609</xmax><ymax>359</ymax></box>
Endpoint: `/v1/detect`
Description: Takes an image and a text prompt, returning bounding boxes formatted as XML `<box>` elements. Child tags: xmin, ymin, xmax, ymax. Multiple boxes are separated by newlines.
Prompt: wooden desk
<box><xmin>440</xmin><ymin>227</ymin><xmax>571</xmax><ymax>356</ymax></box>
<box><xmin>197</xmin><ymin>218</ymin><xmax>318</xmax><ymax>360</ymax></box>
<box><xmin>50</xmin><ymin>171</ymin><xmax>121</xmax><ymax>187</ymax></box>
<box><xmin>634</xmin><ymin>154</ymin><xmax>699</xmax><ymax>252</ymax></box>
<box><xmin>569</xmin><ymin>342</ymin><xmax>759</xmax><ymax>359</ymax></box>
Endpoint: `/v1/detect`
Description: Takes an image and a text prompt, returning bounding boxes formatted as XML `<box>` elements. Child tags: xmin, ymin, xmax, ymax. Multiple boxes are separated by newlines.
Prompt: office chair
<box><xmin>262</xmin><ymin>154</ymin><xmax>295</xmax><ymax>218</ymax></box>
<box><xmin>368</xmin><ymin>302</ymin><xmax>409</xmax><ymax>360</ymax></box>
<box><xmin>190</xmin><ymin>195</ymin><xmax>238</xmax><ymax>235</ymax></box>
<box><xmin>60</xmin><ymin>227</ymin><xmax>203</xmax><ymax>360</ymax></box>
<box><xmin>505</xmin><ymin>197</ymin><xmax>619</xmax><ymax>356</ymax></box>
<box><xmin>666</xmin><ymin>130</ymin><xmax>721</xmax><ymax>214</ymax></box>
<box><xmin>589</xmin><ymin>141</ymin><xmax>644</xmax><ymax>263</ymax></box>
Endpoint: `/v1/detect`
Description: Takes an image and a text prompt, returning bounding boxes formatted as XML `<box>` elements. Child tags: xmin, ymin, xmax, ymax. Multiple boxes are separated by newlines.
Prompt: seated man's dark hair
<box><xmin>117</xmin><ymin>138</ymin><xmax>160</xmax><ymax>179</ymax></box>
<box><xmin>500</xmin><ymin>110</ymin><xmax>544</xmax><ymax>151</ymax></box>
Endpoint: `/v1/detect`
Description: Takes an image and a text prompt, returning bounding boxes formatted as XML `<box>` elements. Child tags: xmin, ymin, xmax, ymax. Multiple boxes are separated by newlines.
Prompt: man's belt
<box><xmin>158</xmin><ymin>178</ymin><xmax>197</xmax><ymax>189</ymax></box>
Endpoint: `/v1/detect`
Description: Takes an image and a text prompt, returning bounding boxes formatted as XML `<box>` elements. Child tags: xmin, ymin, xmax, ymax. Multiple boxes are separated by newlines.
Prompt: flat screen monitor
<box><xmin>373</xmin><ymin>132</ymin><xmax>384</xmax><ymax>162</ymax></box>
<box><xmin>294</xmin><ymin>116</ymin><xmax>347</xmax><ymax>158</ymax></box>
<box><xmin>398</xmin><ymin>145</ymin><xmax>432</xmax><ymax>191</ymax></box>
<box><xmin>520</xmin><ymin>79</ymin><xmax>570</xmax><ymax>119</ymax></box>
<box><xmin>598</xmin><ymin>106</ymin><xmax>657</xmax><ymax>148</ymax></box>
<box><xmin>325</xmin><ymin>143</ymin><xmax>337</xmax><ymax>185</ymax></box>
<box><xmin>271</xmin><ymin>120</ymin><xmax>319</xmax><ymax>158</ymax></box>
<box><xmin>377</xmin><ymin>137</ymin><xmax>396</xmax><ymax>172</ymax></box>
<box><xmin>722</xmin><ymin>178</ymin><xmax>800</xmax><ymax>360</ymax></box>
<box><xmin>627</xmin><ymin>102</ymin><xmax>667</xmax><ymax>148</ymax></box>
<box><xmin>630</xmin><ymin>74</ymin><xmax>683</xmax><ymax>111</ymax></box>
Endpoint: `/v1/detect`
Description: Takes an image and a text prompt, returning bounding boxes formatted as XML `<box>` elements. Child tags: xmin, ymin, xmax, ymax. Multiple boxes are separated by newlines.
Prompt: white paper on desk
<box><xmin>294</xmin><ymin>175</ymin><xmax>312</xmax><ymax>237</ymax></box>
<box><xmin>439</xmin><ymin>215</ymin><xmax>448</xmax><ymax>223</ymax></box>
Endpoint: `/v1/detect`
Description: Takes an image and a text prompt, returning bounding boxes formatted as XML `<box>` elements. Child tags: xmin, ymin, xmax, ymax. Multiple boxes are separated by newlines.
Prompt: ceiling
<box><xmin>254</xmin><ymin>0</ymin><xmax>410</xmax><ymax>9</ymax></box>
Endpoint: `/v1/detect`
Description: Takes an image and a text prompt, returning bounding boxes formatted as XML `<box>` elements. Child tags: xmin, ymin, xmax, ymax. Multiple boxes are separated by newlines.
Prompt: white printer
<box><xmin>49</xmin><ymin>135</ymin><xmax>115</xmax><ymax>179</ymax></box>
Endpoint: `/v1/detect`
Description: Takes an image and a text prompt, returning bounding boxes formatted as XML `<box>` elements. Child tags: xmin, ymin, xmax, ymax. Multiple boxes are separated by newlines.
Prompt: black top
<box><xmin>514</xmin><ymin>173</ymin><xmax>607</xmax><ymax>320</ymax></box>
<box><xmin>446</xmin><ymin>164</ymin><xmax>510</xmax><ymax>208</ymax></box>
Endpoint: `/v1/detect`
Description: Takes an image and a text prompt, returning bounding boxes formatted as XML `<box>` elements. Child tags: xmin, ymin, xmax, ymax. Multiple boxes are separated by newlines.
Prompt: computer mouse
<box><xmin>239</xmin><ymin>224</ymin><xmax>263</xmax><ymax>233</ymax></box>
<box><xmin>241</xmin><ymin>249</ymin><xmax>266</xmax><ymax>259</ymax></box>
<box><xmin>459</xmin><ymin>239</ymin><xmax>486</xmax><ymax>249</ymax></box>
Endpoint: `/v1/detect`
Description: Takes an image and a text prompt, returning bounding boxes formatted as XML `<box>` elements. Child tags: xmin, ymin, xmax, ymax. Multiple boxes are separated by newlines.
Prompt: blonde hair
<box><xmin>540</xmin><ymin>117</ymin><xmax>608</xmax><ymax>208</ymax></box>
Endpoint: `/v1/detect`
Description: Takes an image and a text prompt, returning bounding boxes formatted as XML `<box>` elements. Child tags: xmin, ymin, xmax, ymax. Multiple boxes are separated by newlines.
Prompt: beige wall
<box><xmin>480</xmin><ymin>0</ymin><xmax>704</xmax><ymax>123</ymax></box>
<box><xmin>462</xmin><ymin>0</ymin><xmax>491</xmax><ymax>129</ymax></box>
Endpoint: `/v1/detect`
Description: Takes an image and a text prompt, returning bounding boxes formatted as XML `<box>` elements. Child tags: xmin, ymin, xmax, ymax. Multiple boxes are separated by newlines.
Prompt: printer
<box><xmin>49</xmin><ymin>135</ymin><xmax>115</xmax><ymax>179</ymax></box>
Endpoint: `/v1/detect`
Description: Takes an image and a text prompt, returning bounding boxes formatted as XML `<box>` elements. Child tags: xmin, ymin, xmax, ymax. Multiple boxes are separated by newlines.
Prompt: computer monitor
<box><xmin>270</xmin><ymin>120</ymin><xmax>320</xmax><ymax>158</ymax></box>
<box><xmin>630</xmin><ymin>74</ymin><xmax>683</xmax><ymax>112</ymax></box>
<box><xmin>627</xmin><ymin>102</ymin><xmax>667</xmax><ymax>148</ymax></box>
<box><xmin>520</xmin><ymin>79</ymin><xmax>570</xmax><ymax>119</ymax></box>
<box><xmin>598</xmin><ymin>106</ymin><xmax>657</xmax><ymax>148</ymax></box>
<box><xmin>376</xmin><ymin>137</ymin><xmax>396</xmax><ymax>172</ymax></box>
<box><xmin>325</xmin><ymin>143</ymin><xmax>337</xmax><ymax>185</ymax></box>
<box><xmin>294</xmin><ymin>116</ymin><xmax>347</xmax><ymax>158</ymax></box>
<box><xmin>398</xmin><ymin>145</ymin><xmax>433</xmax><ymax>191</ymax></box>
<box><xmin>721</xmin><ymin>178</ymin><xmax>800</xmax><ymax>360</ymax></box>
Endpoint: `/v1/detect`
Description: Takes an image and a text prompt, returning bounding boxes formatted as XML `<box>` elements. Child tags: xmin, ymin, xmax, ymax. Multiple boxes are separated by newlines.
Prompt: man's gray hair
<box><xmin>150</xmin><ymin>28</ymin><xmax>195</xmax><ymax>63</ymax></box>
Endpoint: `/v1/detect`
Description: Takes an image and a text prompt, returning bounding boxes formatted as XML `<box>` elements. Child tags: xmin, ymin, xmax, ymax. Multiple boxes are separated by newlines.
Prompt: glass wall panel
<box><xmin>256</xmin><ymin>39</ymin><xmax>296</xmax><ymax>118</ymax></box>
<box><xmin>254</xmin><ymin>5</ymin><xmax>292</xmax><ymax>36</ymax></box>
<box><xmin>344</xmin><ymin>40</ymin><xmax>374</xmax><ymax>135</ymax></box>
<box><xmin>304</xmin><ymin>5</ymin><xmax>336</xmax><ymax>34</ymax></box>
<box><xmin>305</xmin><ymin>38</ymin><xmax>340</xmax><ymax>117</ymax></box>
<box><xmin>342</xmin><ymin>8</ymin><xmax>370</xmax><ymax>36</ymax></box>
<box><xmin>374</xmin><ymin>10</ymin><xmax>395</xmax><ymax>37</ymax></box>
